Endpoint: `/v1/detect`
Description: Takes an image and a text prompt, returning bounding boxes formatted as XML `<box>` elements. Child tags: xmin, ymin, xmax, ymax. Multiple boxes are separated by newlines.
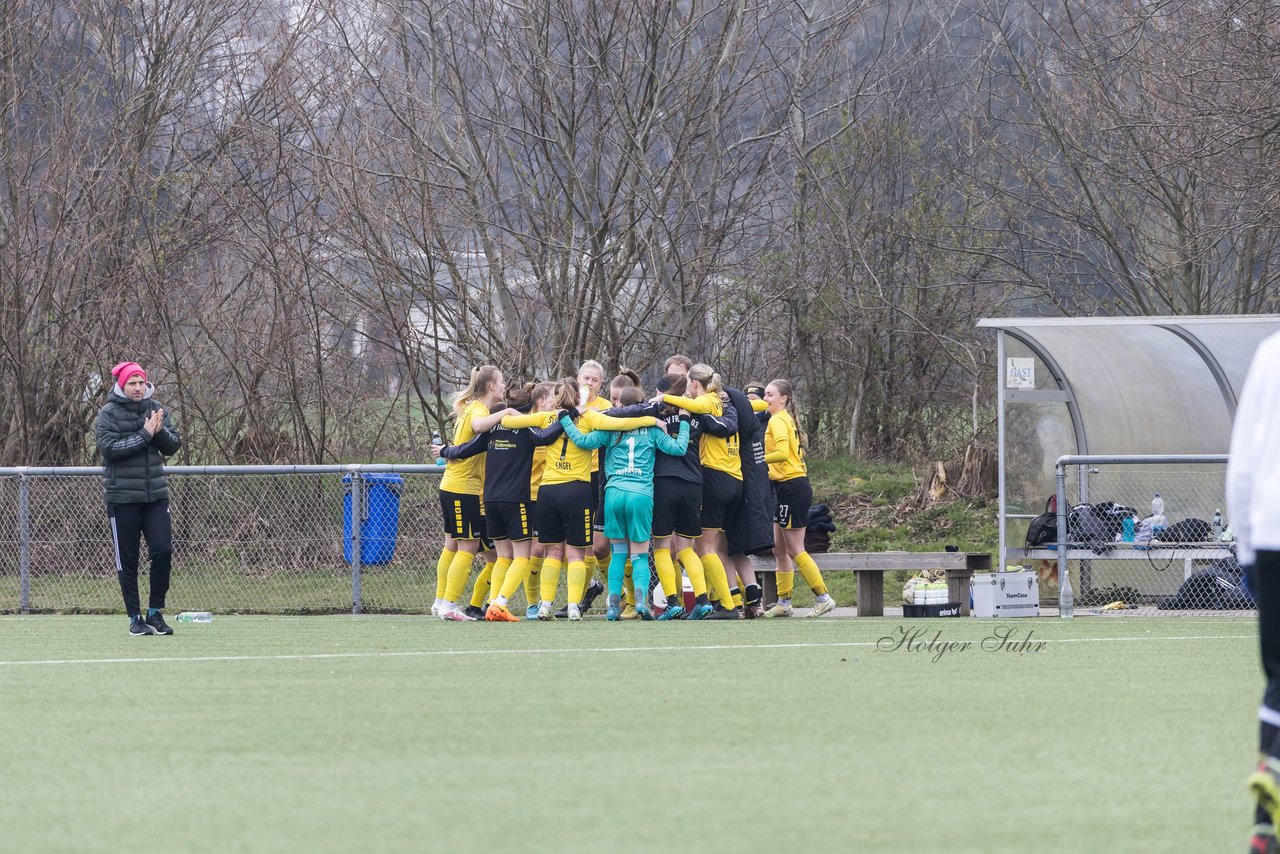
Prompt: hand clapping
<box><xmin>143</xmin><ymin>408</ymin><xmax>164</xmax><ymax>437</ymax></box>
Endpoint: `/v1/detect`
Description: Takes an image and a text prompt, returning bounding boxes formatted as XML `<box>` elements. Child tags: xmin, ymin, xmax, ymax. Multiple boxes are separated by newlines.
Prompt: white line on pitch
<box><xmin>0</xmin><ymin>634</ymin><xmax>1253</xmax><ymax>667</ymax></box>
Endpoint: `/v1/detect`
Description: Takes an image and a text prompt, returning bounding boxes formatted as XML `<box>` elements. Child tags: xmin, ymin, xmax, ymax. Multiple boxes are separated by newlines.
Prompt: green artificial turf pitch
<box><xmin>0</xmin><ymin>615</ymin><xmax>1260</xmax><ymax>853</ymax></box>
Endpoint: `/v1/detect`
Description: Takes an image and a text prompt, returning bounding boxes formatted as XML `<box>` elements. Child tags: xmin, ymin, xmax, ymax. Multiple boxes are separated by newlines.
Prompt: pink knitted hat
<box><xmin>111</xmin><ymin>361</ymin><xmax>146</xmax><ymax>387</ymax></box>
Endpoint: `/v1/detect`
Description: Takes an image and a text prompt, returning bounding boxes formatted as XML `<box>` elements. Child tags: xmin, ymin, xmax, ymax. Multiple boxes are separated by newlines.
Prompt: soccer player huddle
<box><xmin>428</xmin><ymin>355</ymin><xmax>838</xmax><ymax>622</ymax></box>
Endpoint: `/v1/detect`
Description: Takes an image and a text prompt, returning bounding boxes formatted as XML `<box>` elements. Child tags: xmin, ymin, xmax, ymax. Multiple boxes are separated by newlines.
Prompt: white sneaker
<box><xmin>537</xmin><ymin>602</ymin><xmax>556</xmax><ymax>621</ymax></box>
<box><xmin>763</xmin><ymin>601</ymin><xmax>793</xmax><ymax>618</ymax></box>
<box><xmin>567</xmin><ymin>603</ymin><xmax>582</xmax><ymax>622</ymax></box>
<box><xmin>807</xmin><ymin>597</ymin><xmax>837</xmax><ymax>618</ymax></box>
<box><xmin>439</xmin><ymin>604</ymin><xmax>476</xmax><ymax>622</ymax></box>
<box><xmin>430</xmin><ymin>600</ymin><xmax>441</xmax><ymax>618</ymax></box>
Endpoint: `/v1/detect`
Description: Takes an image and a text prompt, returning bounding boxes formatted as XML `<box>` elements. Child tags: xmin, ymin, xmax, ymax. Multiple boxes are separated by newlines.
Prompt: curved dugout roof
<box><xmin>978</xmin><ymin>315</ymin><xmax>1280</xmax><ymax>455</ymax></box>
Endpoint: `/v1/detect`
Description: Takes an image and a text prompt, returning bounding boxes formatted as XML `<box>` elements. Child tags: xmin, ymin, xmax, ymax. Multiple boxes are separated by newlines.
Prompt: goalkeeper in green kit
<box><xmin>559</xmin><ymin>386</ymin><xmax>691</xmax><ymax>620</ymax></box>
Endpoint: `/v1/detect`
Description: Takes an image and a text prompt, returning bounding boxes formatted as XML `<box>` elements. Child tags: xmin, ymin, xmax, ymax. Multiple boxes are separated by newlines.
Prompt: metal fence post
<box><xmin>351</xmin><ymin>470</ymin><xmax>363</xmax><ymax>615</ymax></box>
<box><xmin>1055</xmin><ymin>463</ymin><xmax>1070</xmax><ymax>618</ymax></box>
<box><xmin>18</xmin><ymin>471</ymin><xmax>31</xmax><ymax>614</ymax></box>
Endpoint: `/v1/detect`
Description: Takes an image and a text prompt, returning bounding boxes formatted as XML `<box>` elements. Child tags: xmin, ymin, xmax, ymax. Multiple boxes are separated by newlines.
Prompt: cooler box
<box><xmin>971</xmin><ymin>571</ymin><xmax>1040</xmax><ymax>618</ymax></box>
<box><xmin>343</xmin><ymin>473</ymin><xmax>404</xmax><ymax>565</ymax></box>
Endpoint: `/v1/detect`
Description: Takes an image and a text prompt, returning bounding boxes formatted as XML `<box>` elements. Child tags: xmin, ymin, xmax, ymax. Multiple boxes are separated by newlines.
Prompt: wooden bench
<box><xmin>751</xmin><ymin>551</ymin><xmax>993</xmax><ymax>616</ymax></box>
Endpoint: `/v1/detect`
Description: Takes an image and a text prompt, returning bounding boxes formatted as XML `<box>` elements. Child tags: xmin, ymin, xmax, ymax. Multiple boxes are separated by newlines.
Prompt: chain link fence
<box><xmin>0</xmin><ymin>466</ymin><xmax>456</xmax><ymax>615</ymax></box>
<box><xmin>1009</xmin><ymin>455</ymin><xmax>1249</xmax><ymax>615</ymax></box>
<box><xmin>6</xmin><ymin>458</ymin><xmax>1253</xmax><ymax>617</ymax></box>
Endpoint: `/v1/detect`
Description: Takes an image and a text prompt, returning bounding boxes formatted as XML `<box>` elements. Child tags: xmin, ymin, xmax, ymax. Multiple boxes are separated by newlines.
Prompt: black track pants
<box><xmin>108</xmin><ymin>500</ymin><xmax>173</xmax><ymax>616</ymax></box>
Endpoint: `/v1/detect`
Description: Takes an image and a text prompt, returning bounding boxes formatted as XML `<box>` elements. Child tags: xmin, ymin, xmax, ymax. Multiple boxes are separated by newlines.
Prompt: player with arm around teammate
<box><xmin>432</xmin><ymin>366</ymin><xmax>518</xmax><ymax>622</ymax></box>
<box><xmin>434</xmin><ymin>381</ymin><xmax>562</xmax><ymax>622</ymax></box>
<box><xmin>517</xmin><ymin>379</ymin><xmax>658</xmax><ymax>621</ymax></box>
<box><xmin>560</xmin><ymin>385</ymin><xmax>691</xmax><ymax>620</ymax></box>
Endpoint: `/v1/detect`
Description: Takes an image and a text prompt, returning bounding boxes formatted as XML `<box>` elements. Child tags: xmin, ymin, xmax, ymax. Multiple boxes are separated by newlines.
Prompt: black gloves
<box><xmin>805</xmin><ymin>503</ymin><xmax>836</xmax><ymax>554</ymax></box>
<box><xmin>807</xmin><ymin>503</ymin><xmax>836</xmax><ymax>533</ymax></box>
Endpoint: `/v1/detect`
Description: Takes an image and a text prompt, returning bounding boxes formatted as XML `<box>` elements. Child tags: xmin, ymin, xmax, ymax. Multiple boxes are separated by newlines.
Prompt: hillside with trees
<box><xmin>3</xmin><ymin>0</ymin><xmax>1278</xmax><ymax>466</ymax></box>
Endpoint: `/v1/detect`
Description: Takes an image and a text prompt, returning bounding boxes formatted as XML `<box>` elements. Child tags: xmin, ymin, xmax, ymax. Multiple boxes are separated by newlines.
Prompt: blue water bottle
<box><xmin>1122</xmin><ymin>515</ymin><xmax>1136</xmax><ymax>543</ymax></box>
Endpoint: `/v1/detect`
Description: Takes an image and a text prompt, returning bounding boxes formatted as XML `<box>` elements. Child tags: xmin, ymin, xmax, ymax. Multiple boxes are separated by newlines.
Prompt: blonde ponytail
<box><xmin>689</xmin><ymin>363</ymin><xmax>728</xmax><ymax>404</ymax></box>
<box><xmin>452</xmin><ymin>365</ymin><xmax>502</xmax><ymax>417</ymax></box>
<box><xmin>552</xmin><ymin>377</ymin><xmax>579</xmax><ymax>410</ymax></box>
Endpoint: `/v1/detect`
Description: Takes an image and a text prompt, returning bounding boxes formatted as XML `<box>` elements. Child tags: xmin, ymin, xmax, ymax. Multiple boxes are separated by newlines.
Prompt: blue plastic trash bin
<box><xmin>343</xmin><ymin>473</ymin><xmax>404</xmax><ymax>565</ymax></box>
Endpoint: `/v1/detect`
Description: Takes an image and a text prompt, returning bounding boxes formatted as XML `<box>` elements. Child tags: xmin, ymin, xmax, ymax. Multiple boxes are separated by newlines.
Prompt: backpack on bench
<box><xmin>1068</xmin><ymin>501</ymin><xmax>1138</xmax><ymax>554</ymax></box>
<box><xmin>1157</xmin><ymin>518</ymin><xmax>1213</xmax><ymax>544</ymax></box>
<box><xmin>1025</xmin><ymin>496</ymin><xmax>1058</xmax><ymax>548</ymax></box>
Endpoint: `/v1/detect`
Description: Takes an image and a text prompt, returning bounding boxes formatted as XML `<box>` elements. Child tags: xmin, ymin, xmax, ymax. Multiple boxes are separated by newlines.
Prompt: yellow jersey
<box><xmin>439</xmin><ymin>400</ymin><xmax>490</xmax><ymax>495</ymax></box>
<box><xmin>513</xmin><ymin>409</ymin><xmax>658</xmax><ymax>487</ymax></box>
<box><xmin>585</xmin><ymin>395</ymin><xmax>609</xmax><ymax>473</ymax></box>
<box><xmin>763</xmin><ymin>409</ymin><xmax>806</xmax><ymax>481</ymax></box>
<box><xmin>530</xmin><ymin>446</ymin><xmax>547</xmax><ymax>501</ymax></box>
<box><xmin>662</xmin><ymin>392</ymin><xmax>742</xmax><ymax>480</ymax></box>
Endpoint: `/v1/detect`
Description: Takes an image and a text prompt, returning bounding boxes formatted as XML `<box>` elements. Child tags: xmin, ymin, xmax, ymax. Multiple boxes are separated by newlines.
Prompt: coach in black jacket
<box><xmin>95</xmin><ymin>361</ymin><xmax>182</xmax><ymax>636</ymax></box>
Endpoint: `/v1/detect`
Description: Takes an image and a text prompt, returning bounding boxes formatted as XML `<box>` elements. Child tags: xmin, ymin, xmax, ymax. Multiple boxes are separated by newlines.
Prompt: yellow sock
<box><xmin>794</xmin><ymin>552</ymin><xmax>828</xmax><ymax>596</ymax></box>
<box><xmin>497</xmin><ymin>556</ymin><xmax>529</xmax><ymax>603</ymax></box>
<box><xmin>701</xmin><ymin>553</ymin><xmax>734</xmax><ymax>607</ymax></box>
<box><xmin>568</xmin><ymin>560</ymin><xmax>588</xmax><ymax>605</ymax></box>
<box><xmin>653</xmin><ymin>549</ymin><xmax>677</xmax><ymax>602</ymax></box>
<box><xmin>470</xmin><ymin>560</ymin><xmax>495</xmax><ymax>608</ymax></box>
<box><xmin>540</xmin><ymin>557</ymin><xmax>563</xmax><ymax>604</ymax></box>
<box><xmin>776</xmin><ymin>570</ymin><xmax>795</xmax><ymax>599</ymax></box>
<box><xmin>624</xmin><ymin>560</ymin><xmax>635</xmax><ymax>606</ymax></box>
<box><xmin>488</xmin><ymin>557</ymin><xmax>512</xmax><ymax>604</ymax></box>
<box><xmin>434</xmin><ymin>548</ymin><xmax>456</xmax><ymax>600</ymax></box>
<box><xmin>732</xmin><ymin>588</ymin><xmax>743</xmax><ymax>609</ymax></box>
<box><xmin>678</xmin><ymin>547</ymin><xmax>707</xmax><ymax>597</ymax></box>
<box><xmin>444</xmin><ymin>548</ymin><xmax>476</xmax><ymax>602</ymax></box>
<box><xmin>525</xmin><ymin>557</ymin><xmax>544</xmax><ymax>608</ymax></box>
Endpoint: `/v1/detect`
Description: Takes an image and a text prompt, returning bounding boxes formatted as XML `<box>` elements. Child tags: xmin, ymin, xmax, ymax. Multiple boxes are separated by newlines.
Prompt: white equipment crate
<box><xmin>971</xmin><ymin>572</ymin><xmax>1040</xmax><ymax>618</ymax></box>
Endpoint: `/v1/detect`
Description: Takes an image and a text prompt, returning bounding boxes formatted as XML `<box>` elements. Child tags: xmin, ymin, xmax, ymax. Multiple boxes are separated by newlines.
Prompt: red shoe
<box><xmin>485</xmin><ymin>603</ymin><xmax>519</xmax><ymax>622</ymax></box>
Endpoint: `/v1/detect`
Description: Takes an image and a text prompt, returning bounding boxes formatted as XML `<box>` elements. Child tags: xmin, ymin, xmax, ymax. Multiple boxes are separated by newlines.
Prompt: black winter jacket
<box><xmin>724</xmin><ymin>386</ymin><xmax>775</xmax><ymax>556</ymax></box>
<box><xmin>94</xmin><ymin>384</ymin><xmax>182</xmax><ymax>504</ymax></box>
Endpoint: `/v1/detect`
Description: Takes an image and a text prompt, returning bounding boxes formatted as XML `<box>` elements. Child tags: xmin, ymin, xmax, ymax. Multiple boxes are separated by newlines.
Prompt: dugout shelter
<box><xmin>978</xmin><ymin>315</ymin><xmax>1280</xmax><ymax>597</ymax></box>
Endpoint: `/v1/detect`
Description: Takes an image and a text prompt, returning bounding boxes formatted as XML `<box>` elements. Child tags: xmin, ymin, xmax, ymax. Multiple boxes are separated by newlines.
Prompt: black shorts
<box><xmin>486</xmin><ymin>500</ymin><xmax>533</xmax><ymax>542</ymax></box>
<box><xmin>653</xmin><ymin>476</ymin><xmax>702</xmax><ymax>539</ymax></box>
<box><xmin>591</xmin><ymin>470</ymin><xmax>606</xmax><ymax>532</ymax></box>
<box><xmin>536</xmin><ymin>481</ymin><xmax>595</xmax><ymax>548</ymax></box>
<box><xmin>439</xmin><ymin>490</ymin><xmax>485</xmax><ymax>540</ymax></box>
<box><xmin>699</xmin><ymin>468</ymin><xmax>743</xmax><ymax>532</ymax></box>
<box><xmin>773</xmin><ymin>477</ymin><xmax>813</xmax><ymax>529</ymax></box>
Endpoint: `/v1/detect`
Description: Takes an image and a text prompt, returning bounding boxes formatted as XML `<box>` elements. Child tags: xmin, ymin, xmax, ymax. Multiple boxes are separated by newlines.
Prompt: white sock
<box><xmin>495</xmin><ymin>595</ymin><xmax>508</xmax><ymax>608</ymax></box>
<box><xmin>816</xmin><ymin>593</ymin><xmax>831</xmax><ymax>603</ymax></box>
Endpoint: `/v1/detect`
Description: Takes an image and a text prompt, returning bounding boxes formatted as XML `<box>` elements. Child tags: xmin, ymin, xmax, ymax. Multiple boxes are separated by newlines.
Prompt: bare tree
<box><xmin>974</xmin><ymin>0</ymin><xmax>1280</xmax><ymax>315</ymax></box>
